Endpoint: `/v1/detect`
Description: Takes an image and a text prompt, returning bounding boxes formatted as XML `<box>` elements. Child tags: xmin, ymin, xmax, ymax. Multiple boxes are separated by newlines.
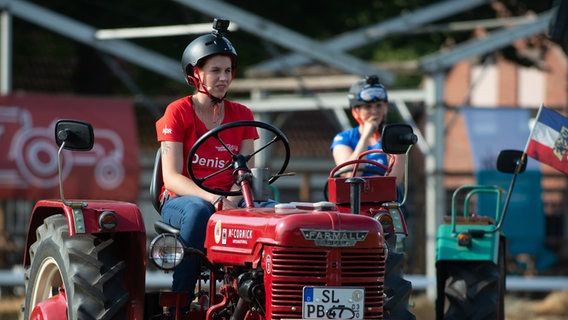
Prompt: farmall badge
<box><xmin>300</xmin><ymin>229</ymin><xmax>368</xmax><ymax>247</ymax></box>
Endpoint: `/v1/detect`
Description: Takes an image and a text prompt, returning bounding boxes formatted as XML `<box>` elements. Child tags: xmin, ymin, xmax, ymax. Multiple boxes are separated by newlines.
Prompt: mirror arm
<box><xmin>400</xmin><ymin>145</ymin><xmax>412</xmax><ymax>207</ymax></box>
<box><xmin>493</xmin><ymin>152</ymin><xmax>527</xmax><ymax>231</ymax></box>
<box><xmin>57</xmin><ymin>141</ymin><xmax>68</xmax><ymax>205</ymax></box>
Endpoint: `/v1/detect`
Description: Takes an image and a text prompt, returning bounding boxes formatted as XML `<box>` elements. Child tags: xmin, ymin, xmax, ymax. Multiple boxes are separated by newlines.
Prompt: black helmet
<box><xmin>347</xmin><ymin>75</ymin><xmax>388</xmax><ymax>108</ymax></box>
<box><xmin>181</xmin><ymin>18</ymin><xmax>237</xmax><ymax>76</ymax></box>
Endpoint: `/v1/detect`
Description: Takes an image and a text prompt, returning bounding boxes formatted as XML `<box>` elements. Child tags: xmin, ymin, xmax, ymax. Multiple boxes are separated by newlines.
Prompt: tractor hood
<box><xmin>204</xmin><ymin>203</ymin><xmax>384</xmax><ymax>266</ymax></box>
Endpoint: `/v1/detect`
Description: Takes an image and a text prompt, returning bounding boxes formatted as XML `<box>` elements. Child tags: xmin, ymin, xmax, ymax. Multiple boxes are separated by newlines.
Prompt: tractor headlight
<box><xmin>149</xmin><ymin>233</ymin><xmax>185</xmax><ymax>270</ymax></box>
<box><xmin>98</xmin><ymin>211</ymin><xmax>118</xmax><ymax>231</ymax></box>
<box><xmin>374</xmin><ymin>212</ymin><xmax>394</xmax><ymax>234</ymax></box>
<box><xmin>457</xmin><ymin>232</ymin><xmax>473</xmax><ymax>247</ymax></box>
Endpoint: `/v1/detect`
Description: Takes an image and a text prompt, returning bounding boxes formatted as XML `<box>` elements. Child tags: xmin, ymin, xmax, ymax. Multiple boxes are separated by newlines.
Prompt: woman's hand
<box><xmin>212</xmin><ymin>195</ymin><xmax>240</xmax><ymax>210</ymax></box>
<box><xmin>361</xmin><ymin>116</ymin><xmax>380</xmax><ymax>138</ymax></box>
<box><xmin>224</xmin><ymin>195</ymin><xmax>242</xmax><ymax>208</ymax></box>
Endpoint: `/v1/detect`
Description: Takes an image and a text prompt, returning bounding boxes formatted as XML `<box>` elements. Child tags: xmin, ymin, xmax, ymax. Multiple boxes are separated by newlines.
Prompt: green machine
<box><xmin>435</xmin><ymin>150</ymin><xmax>527</xmax><ymax>320</ymax></box>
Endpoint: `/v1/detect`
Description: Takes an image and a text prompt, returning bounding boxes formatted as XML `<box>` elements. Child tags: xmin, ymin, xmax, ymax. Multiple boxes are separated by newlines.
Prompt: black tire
<box><xmin>23</xmin><ymin>215</ymin><xmax>130</xmax><ymax>320</ymax></box>
<box><xmin>383</xmin><ymin>250</ymin><xmax>415</xmax><ymax>320</ymax></box>
<box><xmin>442</xmin><ymin>260</ymin><xmax>501</xmax><ymax>320</ymax></box>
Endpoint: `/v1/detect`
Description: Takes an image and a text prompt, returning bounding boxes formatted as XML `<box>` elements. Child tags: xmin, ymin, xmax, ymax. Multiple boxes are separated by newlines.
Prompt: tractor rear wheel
<box><xmin>23</xmin><ymin>215</ymin><xmax>129</xmax><ymax>319</ymax></box>
<box><xmin>443</xmin><ymin>261</ymin><xmax>502</xmax><ymax>320</ymax></box>
<box><xmin>383</xmin><ymin>250</ymin><xmax>415</xmax><ymax>319</ymax></box>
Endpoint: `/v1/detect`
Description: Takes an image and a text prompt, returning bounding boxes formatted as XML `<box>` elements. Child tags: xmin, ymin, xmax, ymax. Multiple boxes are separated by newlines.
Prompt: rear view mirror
<box><xmin>497</xmin><ymin>149</ymin><xmax>526</xmax><ymax>174</ymax></box>
<box><xmin>381</xmin><ymin>124</ymin><xmax>417</xmax><ymax>154</ymax></box>
<box><xmin>54</xmin><ymin>119</ymin><xmax>94</xmax><ymax>151</ymax></box>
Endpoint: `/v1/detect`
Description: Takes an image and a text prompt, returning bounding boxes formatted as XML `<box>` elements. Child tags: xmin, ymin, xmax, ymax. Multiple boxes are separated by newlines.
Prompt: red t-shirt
<box><xmin>156</xmin><ymin>96</ymin><xmax>258</xmax><ymax>193</ymax></box>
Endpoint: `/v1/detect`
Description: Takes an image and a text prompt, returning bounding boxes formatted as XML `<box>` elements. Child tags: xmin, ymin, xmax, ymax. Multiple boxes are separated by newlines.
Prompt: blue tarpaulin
<box><xmin>462</xmin><ymin>107</ymin><xmax>556</xmax><ymax>272</ymax></box>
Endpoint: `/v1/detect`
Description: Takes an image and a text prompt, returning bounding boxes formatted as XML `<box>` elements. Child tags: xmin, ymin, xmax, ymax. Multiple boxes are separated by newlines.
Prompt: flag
<box><xmin>525</xmin><ymin>105</ymin><xmax>568</xmax><ymax>174</ymax></box>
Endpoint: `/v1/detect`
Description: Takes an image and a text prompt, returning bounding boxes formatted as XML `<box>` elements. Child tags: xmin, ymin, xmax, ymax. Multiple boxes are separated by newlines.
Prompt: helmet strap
<box><xmin>351</xmin><ymin>109</ymin><xmax>363</xmax><ymax>125</ymax></box>
<box><xmin>190</xmin><ymin>68</ymin><xmax>228</xmax><ymax>105</ymax></box>
<box><xmin>188</xmin><ymin>68</ymin><xmax>227</xmax><ymax>126</ymax></box>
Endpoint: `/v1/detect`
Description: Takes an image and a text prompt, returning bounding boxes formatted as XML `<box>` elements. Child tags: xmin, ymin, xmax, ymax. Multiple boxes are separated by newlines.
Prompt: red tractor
<box><xmin>325</xmin><ymin>124</ymin><xmax>417</xmax><ymax>320</ymax></box>
<box><xmin>22</xmin><ymin>119</ymin><xmax>416</xmax><ymax>319</ymax></box>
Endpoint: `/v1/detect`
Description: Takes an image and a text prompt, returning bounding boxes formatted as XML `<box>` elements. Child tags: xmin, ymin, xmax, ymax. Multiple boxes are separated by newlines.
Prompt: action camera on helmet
<box><xmin>212</xmin><ymin>18</ymin><xmax>230</xmax><ymax>35</ymax></box>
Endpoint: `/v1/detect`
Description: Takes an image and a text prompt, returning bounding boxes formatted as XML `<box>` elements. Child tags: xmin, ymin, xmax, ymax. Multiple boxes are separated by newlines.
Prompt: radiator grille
<box><xmin>265</xmin><ymin>247</ymin><xmax>385</xmax><ymax>319</ymax></box>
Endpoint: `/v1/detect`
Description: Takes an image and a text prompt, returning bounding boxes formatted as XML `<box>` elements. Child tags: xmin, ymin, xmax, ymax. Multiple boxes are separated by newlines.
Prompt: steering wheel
<box><xmin>323</xmin><ymin>150</ymin><xmax>396</xmax><ymax>201</ymax></box>
<box><xmin>330</xmin><ymin>149</ymin><xmax>395</xmax><ymax>177</ymax></box>
<box><xmin>188</xmin><ymin>120</ymin><xmax>290</xmax><ymax>196</ymax></box>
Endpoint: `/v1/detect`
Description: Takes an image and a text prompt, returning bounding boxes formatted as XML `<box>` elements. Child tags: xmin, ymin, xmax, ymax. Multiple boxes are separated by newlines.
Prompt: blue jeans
<box><xmin>161</xmin><ymin>195</ymin><xmax>277</xmax><ymax>297</ymax></box>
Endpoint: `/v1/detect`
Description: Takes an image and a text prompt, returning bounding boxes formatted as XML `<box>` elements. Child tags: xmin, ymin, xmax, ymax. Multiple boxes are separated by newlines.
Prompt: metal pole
<box><xmin>0</xmin><ymin>9</ymin><xmax>12</xmax><ymax>94</ymax></box>
<box><xmin>425</xmin><ymin>72</ymin><xmax>446</xmax><ymax>299</ymax></box>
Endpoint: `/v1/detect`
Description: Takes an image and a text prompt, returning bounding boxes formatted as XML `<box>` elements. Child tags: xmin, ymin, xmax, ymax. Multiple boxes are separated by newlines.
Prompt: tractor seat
<box><xmin>149</xmin><ymin>148</ymin><xmax>181</xmax><ymax>235</ymax></box>
<box><xmin>442</xmin><ymin>215</ymin><xmax>496</xmax><ymax>225</ymax></box>
<box><xmin>150</xmin><ymin>148</ymin><xmax>179</xmax><ymax>234</ymax></box>
<box><xmin>149</xmin><ymin>147</ymin><xmax>163</xmax><ymax>214</ymax></box>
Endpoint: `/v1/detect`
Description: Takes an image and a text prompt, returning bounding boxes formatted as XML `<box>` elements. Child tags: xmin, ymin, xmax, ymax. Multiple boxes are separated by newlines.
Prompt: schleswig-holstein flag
<box><xmin>525</xmin><ymin>105</ymin><xmax>568</xmax><ymax>175</ymax></box>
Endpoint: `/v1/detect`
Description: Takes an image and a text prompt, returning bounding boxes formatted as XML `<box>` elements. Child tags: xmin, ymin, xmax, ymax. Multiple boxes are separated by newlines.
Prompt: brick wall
<box><xmin>442</xmin><ymin>43</ymin><xmax>568</xmax><ymax>271</ymax></box>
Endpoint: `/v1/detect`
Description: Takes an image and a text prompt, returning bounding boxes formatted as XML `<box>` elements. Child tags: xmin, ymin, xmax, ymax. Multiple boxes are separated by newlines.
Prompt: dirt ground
<box><xmin>412</xmin><ymin>290</ymin><xmax>568</xmax><ymax>320</ymax></box>
<box><xmin>0</xmin><ymin>297</ymin><xmax>22</xmax><ymax>320</ymax></box>
<box><xmin>4</xmin><ymin>290</ymin><xmax>567</xmax><ymax>319</ymax></box>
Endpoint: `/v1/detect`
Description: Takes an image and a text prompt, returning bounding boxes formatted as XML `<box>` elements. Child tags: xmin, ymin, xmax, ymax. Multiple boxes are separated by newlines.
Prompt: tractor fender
<box><xmin>23</xmin><ymin>199</ymin><xmax>146</xmax><ymax>267</ymax></box>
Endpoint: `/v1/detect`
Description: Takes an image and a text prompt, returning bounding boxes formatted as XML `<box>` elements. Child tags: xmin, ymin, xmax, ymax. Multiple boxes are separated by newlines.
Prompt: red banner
<box><xmin>0</xmin><ymin>94</ymin><xmax>140</xmax><ymax>201</ymax></box>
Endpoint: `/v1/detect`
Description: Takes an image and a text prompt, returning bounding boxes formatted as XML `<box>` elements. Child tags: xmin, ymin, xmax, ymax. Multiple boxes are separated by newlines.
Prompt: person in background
<box><xmin>330</xmin><ymin>75</ymin><xmax>405</xmax><ymax>185</ymax></box>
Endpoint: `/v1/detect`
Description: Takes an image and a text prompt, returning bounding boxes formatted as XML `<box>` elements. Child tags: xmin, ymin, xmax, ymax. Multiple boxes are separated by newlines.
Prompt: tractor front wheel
<box><xmin>23</xmin><ymin>215</ymin><xmax>129</xmax><ymax>319</ymax></box>
<box><xmin>383</xmin><ymin>250</ymin><xmax>415</xmax><ymax>319</ymax></box>
<box><xmin>442</xmin><ymin>261</ymin><xmax>502</xmax><ymax>320</ymax></box>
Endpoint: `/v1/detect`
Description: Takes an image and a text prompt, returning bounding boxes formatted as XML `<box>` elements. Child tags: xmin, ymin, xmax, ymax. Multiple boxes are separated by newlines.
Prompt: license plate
<box><xmin>302</xmin><ymin>287</ymin><xmax>365</xmax><ymax>319</ymax></box>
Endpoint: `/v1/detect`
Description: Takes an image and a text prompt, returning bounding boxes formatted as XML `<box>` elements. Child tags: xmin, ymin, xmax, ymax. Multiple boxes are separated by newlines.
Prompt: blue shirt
<box><xmin>330</xmin><ymin>127</ymin><xmax>388</xmax><ymax>176</ymax></box>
